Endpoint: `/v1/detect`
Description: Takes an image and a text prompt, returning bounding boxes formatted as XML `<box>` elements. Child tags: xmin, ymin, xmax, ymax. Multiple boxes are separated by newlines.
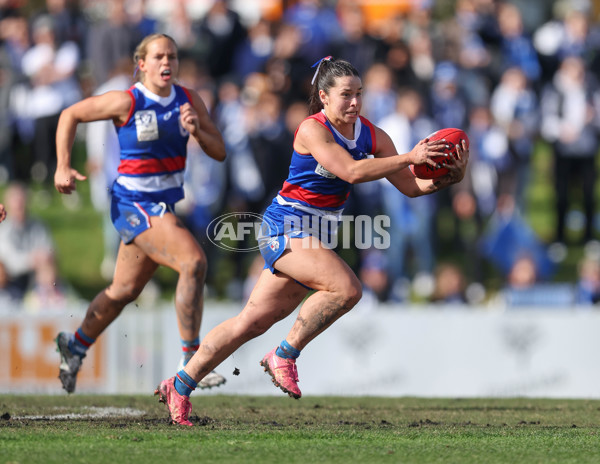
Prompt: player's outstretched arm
<box><xmin>296</xmin><ymin>120</ymin><xmax>445</xmax><ymax>184</ymax></box>
<box><xmin>55</xmin><ymin>91</ymin><xmax>132</xmax><ymax>194</ymax></box>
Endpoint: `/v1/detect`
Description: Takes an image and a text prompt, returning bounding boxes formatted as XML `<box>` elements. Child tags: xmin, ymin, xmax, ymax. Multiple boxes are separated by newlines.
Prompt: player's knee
<box><xmin>107</xmin><ymin>281</ymin><xmax>145</xmax><ymax>304</ymax></box>
<box><xmin>234</xmin><ymin>305</ymin><xmax>274</xmax><ymax>340</ymax></box>
<box><xmin>181</xmin><ymin>255</ymin><xmax>207</xmax><ymax>281</ymax></box>
<box><xmin>345</xmin><ymin>283</ymin><xmax>363</xmax><ymax>309</ymax></box>
<box><xmin>338</xmin><ymin>277</ymin><xmax>362</xmax><ymax>310</ymax></box>
<box><xmin>234</xmin><ymin>321</ymin><xmax>267</xmax><ymax>341</ymax></box>
<box><xmin>245</xmin><ymin>317</ymin><xmax>274</xmax><ymax>339</ymax></box>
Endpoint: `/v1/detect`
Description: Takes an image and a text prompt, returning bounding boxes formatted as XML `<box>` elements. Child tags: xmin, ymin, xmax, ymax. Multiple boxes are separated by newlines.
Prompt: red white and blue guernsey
<box><xmin>259</xmin><ymin>110</ymin><xmax>377</xmax><ymax>272</ymax></box>
<box><xmin>110</xmin><ymin>82</ymin><xmax>192</xmax><ymax>243</ymax></box>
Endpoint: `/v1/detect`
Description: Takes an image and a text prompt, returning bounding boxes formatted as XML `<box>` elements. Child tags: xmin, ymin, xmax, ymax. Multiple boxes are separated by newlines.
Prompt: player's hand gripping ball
<box><xmin>410</xmin><ymin>128</ymin><xmax>469</xmax><ymax>179</ymax></box>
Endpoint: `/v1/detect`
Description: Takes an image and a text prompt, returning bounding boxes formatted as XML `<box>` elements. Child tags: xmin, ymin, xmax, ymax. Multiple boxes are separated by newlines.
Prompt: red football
<box><xmin>409</xmin><ymin>128</ymin><xmax>469</xmax><ymax>179</ymax></box>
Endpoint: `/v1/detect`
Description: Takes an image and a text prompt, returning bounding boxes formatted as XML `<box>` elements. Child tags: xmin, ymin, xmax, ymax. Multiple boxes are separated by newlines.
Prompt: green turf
<box><xmin>1</xmin><ymin>395</ymin><xmax>599</xmax><ymax>464</ymax></box>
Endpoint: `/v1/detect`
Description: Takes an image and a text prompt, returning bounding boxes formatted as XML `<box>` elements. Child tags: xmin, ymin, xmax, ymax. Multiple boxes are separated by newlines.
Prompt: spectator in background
<box><xmin>232</xmin><ymin>17</ymin><xmax>274</xmax><ymax>81</ymax></box>
<box><xmin>378</xmin><ymin>88</ymin><xmax>437</xmax><ymax>301</ymax></box>
<box><xmin>85</xmin><ymin>58</ymin><xmax>132</xmax><ymax>279</ymax></box>
<box><xmin>533</xmin><ymin>3</ymin><xmax>600</xmax><ymax>82</ymax></box>
<box><xmin>0</xmin><ymin>0</ymin><xmax>19</xmax><ymax>20</ymax></box>
<box><xmin>282</xmin><ymin>0</ymin><xmax>341</xmax><ymax>64</ymax></box>
<box><xmin>159</xmin><ymin>0</ymin><xmax>196</xmax><ymax>51</ymax></box>
<box><xmin>446</xmin><ymin>105</ymin><xmax>506</xmax><ymax>286</ymax></box>
<box><xmin>506</xmin><ymin>253</ymin><xmax>538</xmax><ymax>290</ymax></box>
<box><xmin>177</xmin><ymin>60</ymin><xmax>228</xmax><ymax>298</ymax></box>
<box><xmin>540</xmin><ymin>55</ymin><xmax>599</xmax><ymax>247</ymax></box>
<box><xmin>495</xmin><ymin>2</ymin><xmax>541</xmax><ymax>90</ymax></box>
<box><xmin>0</xmin><ymin>13</ymin><xmax>30</xmax><ymax>76</ymax></box>
<box><xmin>466</xmin><ymin>105</ymin><xmax>510</xmax><ymax>218</ymax></box>
<box><xmin>212</xmin><ymin>74</ymin><xmax>267</xmax><ymax>300</ymax></box>
<box><xmin>429</xmin><ymin>61</ymin><xmax>468</xmax><ymax>131</ymax></box>
<box><xmin>490</xmin><ymin>66</ymin><xmax>539</xmax><ymax>213</ymax></box>
<box><xmin>430</xmin><ymin>262</ymin><xmax>468</xmax><ymax>305</ymax></box>
<box><xmin>264</xmin><ymin>23</ymin><xmax>310</xmax><ymax>102</ymax></box>
<box><xmin>86</xmin><ymin>0</ymin><xmax>141</xmax><ymax>88</ymax></box>
<box><xmin>247</xmin><ymin>91</ymin><xmax>301</xmax><ymax>210</ymax></box>
<box><xmin>29</xmin><ymin>0</ymin><xmax>88</xmax><ymax>55</ymax></box>
<box><xmin>575</xmin><ymin>252</ymin><xmax>600</xmax><ymax>305</ymax></box>
<box><xmin>23</xmin><ymin>248</ymin><xmax>71</xmax><ymax>312</ymax></box>
<box><xmin>17</xmin><ymin>14</ymin><xmax>82</xmax><ymax>183</ymax></box>
<box><xmin>332</xmin><ymin>1</ymin><xmax>382</xmax><ymax>76</ymax></box>
<box><xmin>384</xmin><ymin>40</ymin><xmax>423</xmax><ymax>95</ymax></box>
<box><xmin>359</xmin><ymin>249</ymin><xmax>389</xmax><ymax>304</ymax></box>
<box><xmin>480</xmin><ymin>194</ymin><xmax>556</xmax><ymax>288</ymax></box>
<box><xmin>0</xmin><ymin>19</ymin><xmax>19</xmax><ymax>182</ymax></box>
<box><xmin>0</xmin><ymin>260</ymin><xmax>21</xmax><ymax>307</ymax></box>
<box><xmin>0</xmin><ymin>202</ymin><xmax>5</xmax><ymax>222</ymax></box>
<box><xmin>180</xmin><ymin>130</ymin><xmax>227</xmax><ymax>295</ymax></box>
<box><xmin>127</xmin><ymin>0</ymin><xmax>158</xmax><ymax>39</ymax></box>
<box><xmin>441</xmin><ymin>0</ymin><xmax>492</xmax><ymax>108</ymax></box>
<box><xmin>2</xmin><ymin>14</ymin><xmax>30</xmax><ymax>181</ymax></box>
<box><xmin>558</xmin><ymin>6</ymin><xmax>593</xmax><ymax>61</ymax></box>
<box><xmin>0</xmin><ymin>182</ymin><xmax>56</xmax><ymax>300</ymax></box>
<box><xmin>361</xmin><ymin>62</ymin><xmax>397</xmax><ymax>123</ymax></box>
<box><xmin>193</xmin><ymin>0</ymin><xmax>246</xmax><ymax>80</ymax></box>
<box><xmin>500</xmin><ymin>253</ymin><xmax>574</xmax><ymax>308</ymax></box>
<box><xmin>500</xmin><ymin>253</ymin><xmax>541</xmax><ymax>306</ymax></box>
<box><xmin>407</xmin><ymin>28</ymin><xmax>436</xmax><ymax>89</ymax></box>
<box><xmin>214</xmin><ymin>75</ymin><xmax>264</xmax><ymax>212</ymax></box>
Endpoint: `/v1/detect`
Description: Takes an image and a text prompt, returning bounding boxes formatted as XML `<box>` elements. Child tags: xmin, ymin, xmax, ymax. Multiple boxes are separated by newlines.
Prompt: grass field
<box><xmin>1</xmin><ymin>395</ymin><xmax>599</xmax><ymax>464</ymax></box>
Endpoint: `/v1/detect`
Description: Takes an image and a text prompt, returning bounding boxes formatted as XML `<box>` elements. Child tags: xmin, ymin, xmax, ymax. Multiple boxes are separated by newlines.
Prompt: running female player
<box><xmin>156</xmin><ymin>57</ymin><xmax>469</xmax><ymax>425</ymax></box>
<box><xmin>54</xmin><ymin>34</ymin><xmax>227</xmax><ymax>393</ymax></box>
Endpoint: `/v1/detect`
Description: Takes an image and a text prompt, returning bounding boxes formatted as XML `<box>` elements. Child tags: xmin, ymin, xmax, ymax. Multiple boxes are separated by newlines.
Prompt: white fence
<box><xmin>1</xmin><ymin>302</ymin><xmax>599</xmax><ymax>398</ymax></box>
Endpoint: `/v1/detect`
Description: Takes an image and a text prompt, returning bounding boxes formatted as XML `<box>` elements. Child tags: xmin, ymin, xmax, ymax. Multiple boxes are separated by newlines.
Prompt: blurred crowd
<box><xmin>2</xmin><ymin>0</ymin><xmax>600</xmax><ymax>309</ymax></box>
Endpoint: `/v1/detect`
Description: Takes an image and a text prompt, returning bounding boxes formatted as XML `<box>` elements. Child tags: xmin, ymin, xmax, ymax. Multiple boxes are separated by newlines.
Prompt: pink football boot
<box><xmin>260</xmin><ymin>348</ymin><xmax>302</xmax><ymax>399</ymax></box>
<box><xmin>154</xmin><ymin>376</ymin><xmax>193</xmax><ymax>426</ymax></box>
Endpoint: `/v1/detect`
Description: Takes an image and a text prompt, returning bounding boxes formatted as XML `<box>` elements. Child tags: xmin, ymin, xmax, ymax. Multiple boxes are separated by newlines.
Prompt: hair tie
<box><xmin>133</xmin><ymin>65</ymin><xmax>139</xmax><ymax>78</ymax></box>
<box><xmin>311</xmin><ymin>56</ymin><xmax>332</xmax><ymax>85</ymax></box>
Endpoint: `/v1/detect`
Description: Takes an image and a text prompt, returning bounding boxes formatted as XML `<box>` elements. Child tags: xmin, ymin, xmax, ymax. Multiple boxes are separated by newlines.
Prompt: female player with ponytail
<box><xmin>156</xmin><ymin>57</ymin><xmax>469</xmax><ymax>425</ymax></box>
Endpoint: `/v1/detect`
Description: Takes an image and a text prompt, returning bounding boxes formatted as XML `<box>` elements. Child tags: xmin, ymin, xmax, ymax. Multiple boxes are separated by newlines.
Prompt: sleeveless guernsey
<box><xmin>112</xmin><ymin>82</ymin><xmax>192</xmax><ymax>204</ymax></box>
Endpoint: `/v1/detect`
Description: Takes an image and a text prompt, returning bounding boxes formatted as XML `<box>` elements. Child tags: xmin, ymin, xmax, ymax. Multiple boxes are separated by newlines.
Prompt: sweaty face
<box><xmin>321</xmin><ymin>75</ymin><xmax>363</xmax><ymax>125</ymax></box>
<box><xmin>139</xmin><ymin>37</ymin><xmax>179</xmax><ymax>95</ymax></box>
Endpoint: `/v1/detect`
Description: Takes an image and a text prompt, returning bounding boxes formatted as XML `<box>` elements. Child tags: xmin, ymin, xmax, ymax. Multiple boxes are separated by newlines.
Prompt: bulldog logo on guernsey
<box><xmin>207</xmin><ymin>213</ymin><xmax>277</xmax><ymax>252</ymax></box>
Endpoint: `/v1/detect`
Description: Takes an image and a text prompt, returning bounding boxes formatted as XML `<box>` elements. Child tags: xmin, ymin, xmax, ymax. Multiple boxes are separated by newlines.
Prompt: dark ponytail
<box><xmin>308</xmin><ymin>57</ymin><xmax>360</xmax><ymax>115</ymax></box>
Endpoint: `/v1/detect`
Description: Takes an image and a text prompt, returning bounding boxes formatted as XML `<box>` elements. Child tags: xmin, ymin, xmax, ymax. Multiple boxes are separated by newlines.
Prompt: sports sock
<box><xmin>276</xmin><ymin>339</ymin><xmax>301</xmax><ymax>359</ymax></box>
<box><xmin>181</xmin><ymin>337</ymin><xmax>200</xmax><ymax>366</ymax></box>
<box><xmin>69</xmin><ymin>328</ymin><xmax>95</xmax><ymax>358</ymax></box>
<box><xmin>174</xmin><ymin>369</ymin><xmax>197</xmax><ymax>397</ymax></box>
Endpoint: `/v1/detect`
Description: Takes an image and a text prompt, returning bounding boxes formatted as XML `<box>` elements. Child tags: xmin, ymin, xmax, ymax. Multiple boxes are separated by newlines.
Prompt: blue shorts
<box><xmin>110</xmin><ymin>196</ymin><xmax>174</xmax><ymax>244</ymax></box>
<box><xmin>258</xmin><ymin>207</ymin><xmax>306</xmax><ymax>273</ymax></box>
<box><xmin>258</xmin><ymin>203</ymin><xmax>337</xmax><ymax>289</ymax></box>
